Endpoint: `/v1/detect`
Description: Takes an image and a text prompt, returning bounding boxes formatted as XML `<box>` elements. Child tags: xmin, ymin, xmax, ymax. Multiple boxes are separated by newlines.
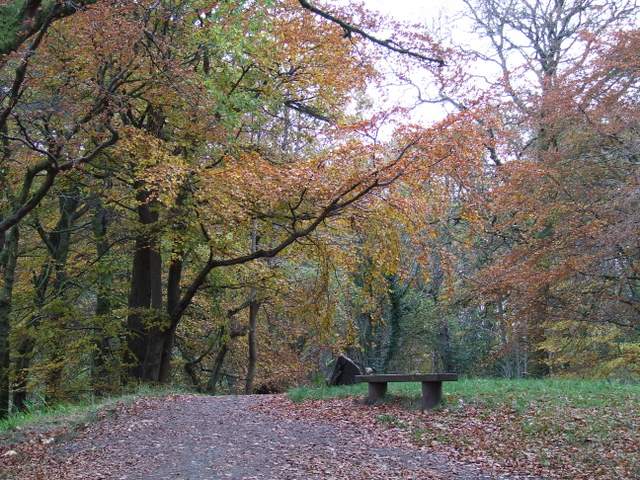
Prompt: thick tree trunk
<box><xmin>0</xmin><ymin>225</ymin><xmax>19</xmax><ymax>417</ymax></box>
<box><xmin>126</xmin><ymin>191</ymin><xmax>164</xmax><ymax>382</ymax></box>
<box><xmin>244</xmin><ymin>299</ymin><xmax>259</xmax><ymax>394</ymax></box>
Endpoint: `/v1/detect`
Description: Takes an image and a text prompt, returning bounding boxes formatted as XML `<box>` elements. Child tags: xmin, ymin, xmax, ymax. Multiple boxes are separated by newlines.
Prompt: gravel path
<box><xmin>2</xmin><ymin>395</ymin><xmax>498</xmax><ymax>479</ymax></box>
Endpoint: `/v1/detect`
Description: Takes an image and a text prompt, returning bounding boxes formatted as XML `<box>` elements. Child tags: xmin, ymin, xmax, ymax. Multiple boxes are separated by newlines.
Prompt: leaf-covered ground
<box><xmin>288</xmin><ymin>379</ymin><xmax>640</xmax><ymax>479</ymax></box>
<box><xmin>1</xmin><ymin>380</ymin><xmax>637</xmax><ymax>479</ymax></box>
<box><xmin>0</xmin><ymin>394</ymin><xmax>498</xmax><ymax>479</ymax></box>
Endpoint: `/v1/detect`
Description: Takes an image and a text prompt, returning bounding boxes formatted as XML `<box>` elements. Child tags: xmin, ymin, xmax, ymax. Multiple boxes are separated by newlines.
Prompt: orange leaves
<box><xmin>466</xmin><ymin>25</ymin><xmax>640</xmax><ymax>371</ymax></box>
<box><xmin>271</xmin><ymin>0</ymin><xmax>378</xmax><ymax>96</ymax></box>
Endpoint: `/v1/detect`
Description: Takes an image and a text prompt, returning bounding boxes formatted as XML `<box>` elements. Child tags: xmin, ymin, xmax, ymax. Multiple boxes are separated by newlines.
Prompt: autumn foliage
<box><xmin>0</xmin><ymin>0</ymin><xmax>638</xmax><ymax>419</ymax></box>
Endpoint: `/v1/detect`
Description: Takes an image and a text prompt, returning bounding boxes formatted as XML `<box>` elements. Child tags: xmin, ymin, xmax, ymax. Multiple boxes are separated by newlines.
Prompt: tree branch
<box><xmin>297</xmin><ymin>0</ymin><xmax>445</xmax><ymax>66</ymax></box>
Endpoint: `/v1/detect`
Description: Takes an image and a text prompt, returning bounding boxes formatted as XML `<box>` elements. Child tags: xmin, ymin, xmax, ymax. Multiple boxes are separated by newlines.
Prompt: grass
<box><xmin>0</xmin><ymin>384</ymin><xmax>193</xmax><ymax>436</ymax></box>
<box><xmin>288</xmin><ymin>377</ymin><xmax>640</xmax><ymax>410</ymax></box>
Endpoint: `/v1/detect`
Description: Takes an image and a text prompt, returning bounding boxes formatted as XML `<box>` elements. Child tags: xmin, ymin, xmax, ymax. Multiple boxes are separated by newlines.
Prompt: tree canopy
<box><xmin>0</xmin><ymin>0</ymin><xmax>638</xmax><ymax>416</ymax></box>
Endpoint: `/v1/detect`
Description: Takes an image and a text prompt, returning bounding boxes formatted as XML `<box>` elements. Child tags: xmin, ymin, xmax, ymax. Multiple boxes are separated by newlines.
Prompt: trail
<box><xmin>1</xmin><ymin>395</ymin><xmax>499</xmax><ymax>479</ymax></box>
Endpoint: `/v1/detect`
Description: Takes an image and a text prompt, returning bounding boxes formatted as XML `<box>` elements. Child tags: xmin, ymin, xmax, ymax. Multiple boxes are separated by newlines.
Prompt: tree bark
<box><xmin>12</xmin><ymin>338</ymin><xmax>33</xmax><ymax>411</ymax></box>
<box><xmin>244</xmin><ymin>299</ymin><xmax>259</xmax><ymax>394</ymax></box>
<box><xmin>126</xmin><ymin>189</ymin><xmax>164</xmax><ymax>382</ymax></box>
<box><xmin>91</xmin><ymin>202</ymin><xmax>113</xmax><ymax>394</ymax></box>
<box><xmin>208</xmin><ymin>343</ymin><xmax>229</xmax><ymax>394</ymax></box>
<box><xmin>158</xmin><ymin>257</ymin><xmax>183</xmax><ymax>383</ymax></box>
<box><xmin>436</xmin><ymin>319</ymin><xmax>452</xmax><ymax>372</ymax></box>
<box><xmin>0</xmin><ymin>225</ymin><xmax>19</xmax><ymax>417</ymax></box>
<box><xmin>244</xmin><ymin>222</ymin><xmax>260</xmax><ymax>394</ymax></box>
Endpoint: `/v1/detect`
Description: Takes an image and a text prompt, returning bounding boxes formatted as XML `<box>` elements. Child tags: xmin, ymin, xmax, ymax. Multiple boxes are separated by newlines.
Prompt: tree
<box><xmin>2</xmin><ymin>0</ymin><xmax>487</xmax><ymax>414</ymax></box>
<box><xmin>464</xmin><ymin>2</ymin><xmax>640</xmax><ymax>375</ymax></box>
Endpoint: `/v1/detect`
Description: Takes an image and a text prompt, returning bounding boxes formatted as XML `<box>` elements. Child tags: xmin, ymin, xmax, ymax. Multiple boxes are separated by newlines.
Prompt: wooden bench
<box><xmin>355</xmin><ymin>373</ymin><xmax>458</xmax><ymax>410</ymax></box>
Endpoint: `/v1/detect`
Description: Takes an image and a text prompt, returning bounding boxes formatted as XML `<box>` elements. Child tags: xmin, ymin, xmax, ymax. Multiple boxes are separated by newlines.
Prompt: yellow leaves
<box><xmin>541</xmin><ymin>319</ymin><xmax>640</xmax><ymax>380</ymax></box>
<box><xmin>113</xmin><ymin>127</ymin><xmax>189</xmax><ymax>207</ymax></box>
<box><xmin>267</xmin><ymin>0</ymin><xmax>377</xmax><ymax>108</ymax></box>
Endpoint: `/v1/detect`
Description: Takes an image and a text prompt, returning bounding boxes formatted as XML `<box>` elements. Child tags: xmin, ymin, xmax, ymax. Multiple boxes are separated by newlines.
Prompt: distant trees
<box><xmin>332</xmin><ymin>0</ymin><xmax>640</xmax><ymax>379</ymax></box>
<box><xmin>460</xmin><ymin>0</ymin><xmax>640</xmax><ymax>376</ymax></box>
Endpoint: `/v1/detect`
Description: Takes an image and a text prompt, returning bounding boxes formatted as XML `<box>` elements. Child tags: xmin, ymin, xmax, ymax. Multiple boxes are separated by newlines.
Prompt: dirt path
<box><xmin>1</xmin><ymin>394</ymin><xmax>501</xmax><ymax>479</ymax></box>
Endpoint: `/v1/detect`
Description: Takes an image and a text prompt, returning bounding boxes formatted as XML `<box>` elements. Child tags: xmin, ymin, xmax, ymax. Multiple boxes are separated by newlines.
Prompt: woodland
<box><xmin>0</xmin><ymin>0</ymin><xmax>639</xmax><ymax>421</ymax></box>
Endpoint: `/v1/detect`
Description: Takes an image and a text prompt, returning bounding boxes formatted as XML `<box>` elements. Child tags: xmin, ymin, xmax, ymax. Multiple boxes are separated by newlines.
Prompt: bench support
<box><xmin>357</xmin><ymin>373</ymin><xmax>456</xmax><ymax>409</ymax></box>
<box><xmin>421</xmin><ymin>381</ymin><xmax>442</xmax><ymax>410</ymax></box>
<box><xmin>367</xmin><ymin>382</ymin><xmax>387</xmax><ymax>404</ymax></box>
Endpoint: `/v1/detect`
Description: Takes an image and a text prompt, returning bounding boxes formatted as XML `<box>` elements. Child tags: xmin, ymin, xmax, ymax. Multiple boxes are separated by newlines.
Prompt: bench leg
<box><xmin>421</xmin><ymin>381</ymin><xmax>442</xmax><ymax>410</ymax></box>
<box><xmin>367</xmin><ymin>382</ymin><xmax>387</xmax><ymax>404</ymax></box>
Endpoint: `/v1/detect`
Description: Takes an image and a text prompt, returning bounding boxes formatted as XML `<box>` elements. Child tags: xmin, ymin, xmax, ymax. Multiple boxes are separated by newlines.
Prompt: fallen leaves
<box><xmin>2</xmin><ymin>392</ymin><xmax>635</xmax><ymax>479</ymax></box>
<box><xmin>255</xmin><ymin>394</ymin><xmax>639</xmax><ymax>479</ymax></box>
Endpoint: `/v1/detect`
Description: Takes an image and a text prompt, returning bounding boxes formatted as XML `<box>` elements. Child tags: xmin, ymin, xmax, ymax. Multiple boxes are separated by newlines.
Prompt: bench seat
<box><xmin>355</xmin><ymin>373</ymin><xmax>458</xmax><ymax>410</ymax></box>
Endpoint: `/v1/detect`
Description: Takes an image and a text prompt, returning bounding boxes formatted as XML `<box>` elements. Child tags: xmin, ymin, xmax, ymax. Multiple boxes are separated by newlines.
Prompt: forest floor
<box><xmin>0</xmin><ymin>393</ymin><xmax>502</xmax><ymax>480</ymax></box>
<box><xmin>0</xmin><ymin>379</ymin><xmax>637</xmax><ymax>479</ymax></box>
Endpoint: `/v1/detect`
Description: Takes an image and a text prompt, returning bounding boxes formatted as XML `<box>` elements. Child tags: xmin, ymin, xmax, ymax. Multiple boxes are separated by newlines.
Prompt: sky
<box><xmin>354</xmin><ymin>0</ymin><xmax>473</xmax><ymax>128</ymax></box>
<box><xmin>363</xmin><ymin>0</ymin><xmax>458</xmax><ymax>23</ymax></box>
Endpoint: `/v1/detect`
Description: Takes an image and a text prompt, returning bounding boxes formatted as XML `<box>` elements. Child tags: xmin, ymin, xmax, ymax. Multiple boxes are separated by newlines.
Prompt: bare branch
<box><xmin>297</xmin><ymin>0</ymin><xmax>445</xmax><ymax>66</ymax></box>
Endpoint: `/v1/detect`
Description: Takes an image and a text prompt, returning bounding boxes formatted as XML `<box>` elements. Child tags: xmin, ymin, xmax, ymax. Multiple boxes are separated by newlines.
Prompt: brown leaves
<box><xmin>261</xmin><ymin>395</ymin><xmax>640</xmax><ymax>479</ymax></box>
<box><xmin>4</xmin><ymin>391</ymin><xmax>636</xmax><ymax>479</ymax></box>
<box><xmin>1</xmin><ymin>394</ymin><xmax>472</xmax><ymax>479</ymax></box>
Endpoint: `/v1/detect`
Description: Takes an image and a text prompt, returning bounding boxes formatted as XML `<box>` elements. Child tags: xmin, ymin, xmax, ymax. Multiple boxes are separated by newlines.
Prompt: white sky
<box><xmin>356</xmin><ymin>0</ymin><xmax>474</xmax><ymax>129</ymax></box>
<box><xmin>363</xmin><ymin>0</ymin><xmax>459</xmax><ymax>23</ymax></box>
<box><xmin>361</xmin><ymin>0</ymin><xmax>473</xmax><ymax>43</ymax></box>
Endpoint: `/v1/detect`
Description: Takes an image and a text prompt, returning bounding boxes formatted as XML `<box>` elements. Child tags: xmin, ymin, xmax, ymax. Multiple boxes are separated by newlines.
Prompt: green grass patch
<box><xmin>0</xmin><ymin>384</ymin><xmax>193</xmax><ymax>435</ymax></box>
<box><xmin>288</xmin><ymin>378</ymin><xmax>640</xmax><ymax>409</ymax></box>
<box><xmin>288</xmin><ymin>383</ymin><xmax>368</xmax><ymax>402</ymax></box>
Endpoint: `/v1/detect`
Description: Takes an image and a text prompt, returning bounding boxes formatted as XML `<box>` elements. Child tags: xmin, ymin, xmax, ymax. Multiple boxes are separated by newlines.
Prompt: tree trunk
<box><xmin>156</xmin><ymin>177</ymin><xmax>189</xmax><ymax>384</ymax></box>
<box><xmin>208</xmin><ymin>343</ymin><xmax>229</xmax><ymax>394</ymax></box>
<box><xmin>45</xmin><ymin>190</ymin><xmax>79</xmax><ymax>402</ymax></box>
<box><xmin>184</xmin><ymin>360</ymin><xmax>202</xmax><ymax>391</ymax></box>
<box><xmin>14</xmin><ymin>188</ymin><xmax>80</xmax><ymax>408</ymax></box>
<box><xmin>244</xmin><ymin>222</ymin><xmax>259</xmax><ymax>394</ymax></box>
<box><xmin>528</xmin><ymin>286</ymin><xmax>550</xmax><ymax>377</ymax></box>
<box><xmin>91</xmin><ymin>203</ymin><xmax>113</xmax><ymax>394</ymax></box>
<box><xmin>382</xmin><ymin>274</ymin><xmax>403</xmax><ymax>372</ymax></box>
<box><xmin>94</xmin><ymin>210</ymin><xmax>111</xmax><ymax>318</ymax></box>
<box><xmin>0</xmin><ymin>225</ymin><xmax>19</xmax><ymax>417</ymax></box>
<box><xmin>12</xmin><ymin>338</ymin><xmax>33</xmax><ymax>411</ymax></box>
<box><xmin>244</xmin><ymin>299</ymin><xmax>259</xmax><ymax>394</ymax></box>
<box><xmin>436</xmin><ymin>318</ymin><xmax>452</xmax><ymax>372</ymax></box>
<box><xmin>126</xmin><ymin>189</ymin><xmax>164</xmax><ymax>382</ymax></box>
<box><xmin>159</xmin><ymin>257</ymin><xmax>182</xmax><ymax>383</ymax></box>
